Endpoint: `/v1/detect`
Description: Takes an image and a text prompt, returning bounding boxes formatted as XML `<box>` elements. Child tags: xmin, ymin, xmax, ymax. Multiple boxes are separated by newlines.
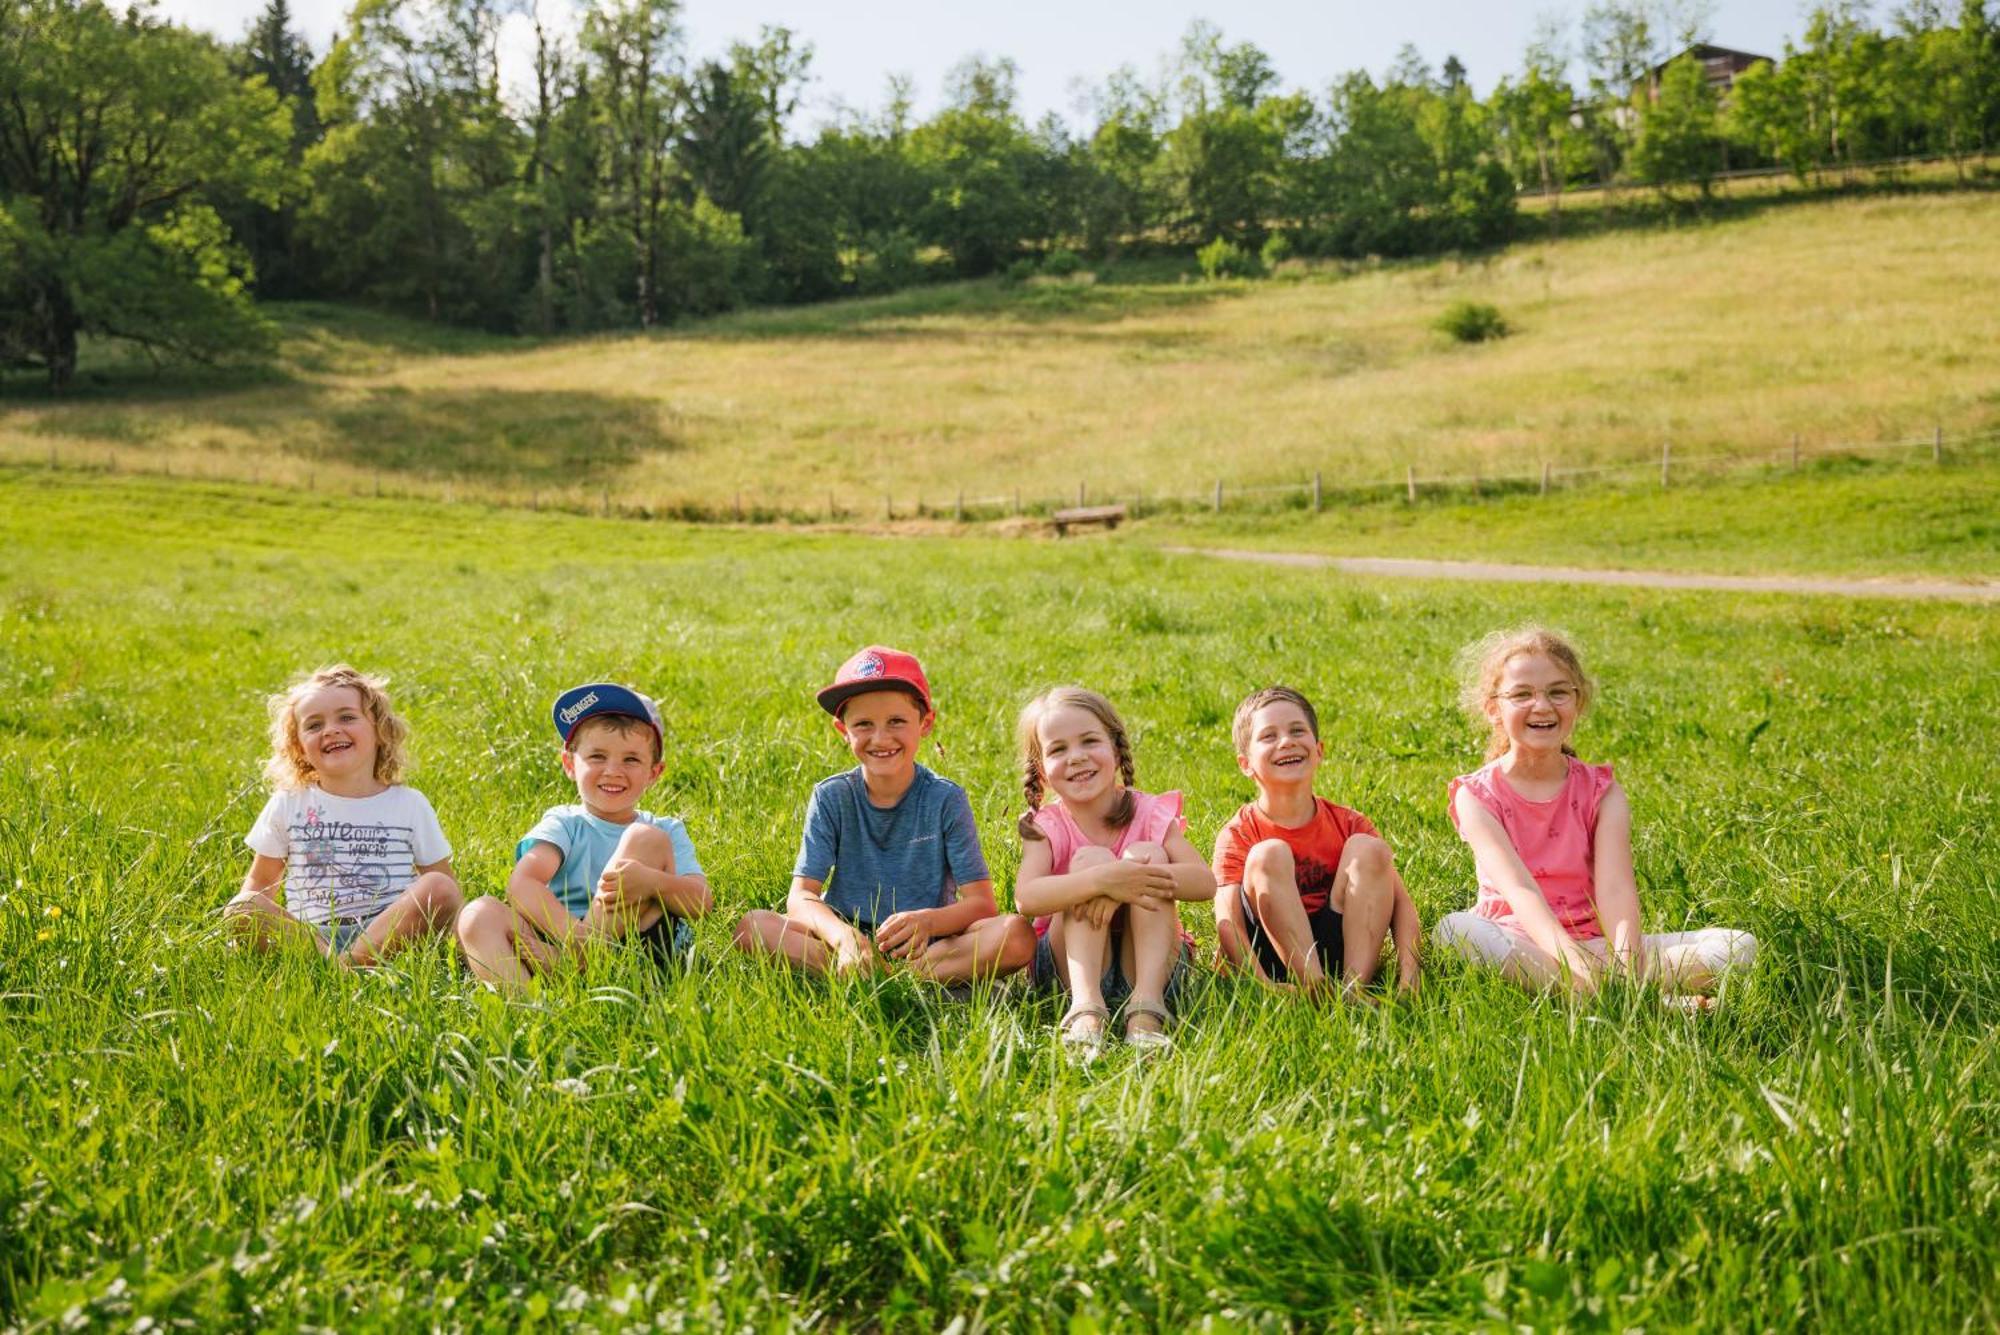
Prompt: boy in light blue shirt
<box><xmin>458</xmin><ymin>684</ymin><xmax>711</xmax><ymax>987</ymax></box>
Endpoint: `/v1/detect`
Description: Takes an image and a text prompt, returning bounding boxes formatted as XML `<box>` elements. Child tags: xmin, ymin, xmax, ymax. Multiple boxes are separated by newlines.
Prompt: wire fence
<box><xmin>11</xmin><ymin>423</ymin><xmax>1998</xmax><ymax>528</ymax></box>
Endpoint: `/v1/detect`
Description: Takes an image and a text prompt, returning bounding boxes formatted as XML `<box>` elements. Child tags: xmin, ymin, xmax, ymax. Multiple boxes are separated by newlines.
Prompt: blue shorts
<box><xmin>1029</xmin><ymin>913</ymin><xmax>1191</xmax><ymax>1012</ymax></box>
<box><xmin>312</xmin><ymin>919</ymin><xmax>369</xmax><ymax>954</ymax></box>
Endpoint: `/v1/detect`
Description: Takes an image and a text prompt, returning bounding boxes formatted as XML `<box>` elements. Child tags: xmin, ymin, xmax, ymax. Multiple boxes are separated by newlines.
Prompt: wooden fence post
<box><xmin>1660</xmin><ymin>439</ymin><xmax>1672</xmax><ymax>488</ymax></box>
<box><xmin>1540</xmin><ymin>461</ymin><xmax>1551</xmax><ymax>495</ymax></box>
<box><xmin>1791</xmin><ymin>434</ymin><xmax>1800</xmax><ymax>470</ymax></box>
<box><xmin>1077</xmin><ymin>481</ymin><xmax>1086</xmax><ymax>507</ymax></box>
<box><xmin>1934</xmin><ymin>425</ymin><xmax>1943</xmax><ymax>464</ymax></box>
<box><xmin>601</xmin><ymin>486</ymin><xmax>609</xmax><ymax>517</ymax></box>
<box><xmin>1312</xmin><ymin>470</ymin><xmax>1322</xmax><ymax>513</ymax></box>
<box><xmin>955</xmin><ymin>490</ymin><xmax>965</xmax><ymax>522</ymax></box>
<box><xmin>1212</xmin><ymin>479</ymin><xmax>1223</xmax><ymax>512</ymax></box>
<box><xmin>734</xmin><ymin>491</ymin><xmax>744</xmax><ymax>521</ymax></box>
<box><xmin>1405</xmin><ymin>465</ymin><xmax>1416</xmax><ymax>504</ymax></box>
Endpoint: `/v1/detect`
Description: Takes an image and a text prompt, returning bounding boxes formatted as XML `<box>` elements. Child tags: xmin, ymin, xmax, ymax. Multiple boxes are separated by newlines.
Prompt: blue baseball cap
<box><xmin>551</xmin><ymin>683</ymin><xmax>664</xmax><ymax>745</ymax></box>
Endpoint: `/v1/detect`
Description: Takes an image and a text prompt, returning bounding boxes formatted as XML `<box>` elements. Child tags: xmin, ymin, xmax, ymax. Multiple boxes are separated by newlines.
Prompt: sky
<box><xmin>156</xmin><ymin>0</ymin><xmax>1814</xmax><ymax>131</ymax></box>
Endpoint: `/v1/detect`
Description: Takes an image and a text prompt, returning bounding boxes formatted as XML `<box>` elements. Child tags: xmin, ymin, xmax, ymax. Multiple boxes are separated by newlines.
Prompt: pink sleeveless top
<box><xmin>1027</xmin><ymin>789</ymin><xmax>1189</xmax><ymax>941</ymax></box>
<box><xmin>1448</xmin><ymin>757</ymin><xmax>1616</xmax><ymax>939</ymax></box>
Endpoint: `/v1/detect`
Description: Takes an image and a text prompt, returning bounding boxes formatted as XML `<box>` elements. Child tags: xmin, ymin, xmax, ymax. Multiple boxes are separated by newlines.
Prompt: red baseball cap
<box><xmin>816</xmin><ymin>646</ymin><xmax>932</xmax><ymax>717</ymax></box>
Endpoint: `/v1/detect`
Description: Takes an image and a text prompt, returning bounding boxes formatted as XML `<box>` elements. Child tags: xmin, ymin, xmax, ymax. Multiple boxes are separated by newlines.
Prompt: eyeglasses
<box><xmin>1495</xmin><ymin>686</ymin><xmax>1578</xmax><ymax>707</ymax></box>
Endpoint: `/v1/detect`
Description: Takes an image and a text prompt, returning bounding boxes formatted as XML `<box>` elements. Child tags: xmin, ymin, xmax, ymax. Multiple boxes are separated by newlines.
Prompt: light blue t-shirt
<box><xmin>516</xmin><ymin>806</ymin><xmax>704</xmax><ymax>918</ymax></box>
<box><xmin>792</xmin><ymin>765</ymin><xmax>990</xmax><ymax>927</ymax></box>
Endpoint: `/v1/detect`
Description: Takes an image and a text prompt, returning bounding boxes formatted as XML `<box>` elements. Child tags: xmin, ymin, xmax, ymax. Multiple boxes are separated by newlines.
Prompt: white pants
<box><xmin>1435</xmin><ymin>910</ymin><xmax>1757</xmax><ymax>992</ymax></box>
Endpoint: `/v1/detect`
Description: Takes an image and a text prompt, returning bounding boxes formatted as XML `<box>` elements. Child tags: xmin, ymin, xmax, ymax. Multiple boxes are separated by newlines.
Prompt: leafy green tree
<box><xmin>580</xmin><ymin>0</ymin><xmax>684</xmax><ymax>327</ymax></box>
<box><xmin>1631</xmin><ymin>52</ymin><xmax>1725</xmax><ymax>192</ymax></box>
<box><xmin>1490</xmin><ymin>28</ymin><xmax>1577</xmax><ymax>211</ymax></box>
<box><xmin>304</xmin><ymin>0</ymin><xmax>526</xmax><ymax>326</ymax></box>
<box><xmin>909</xmin><ymin>56</ymin><xmax>1043</xmax><ymax>274</ymax></box>
<box><xmin>223</xmin><ymin>0</ymin><xmax>323</xmax><ymax>297</ymax></box>
<box><xmin>1074</xmin><ymin>65</ymin><xmax>1166</xmax><ymax>257</ymax></box>
<box><xmin>1158</xmin><ymin>23</ymin><xmax>1304</xmax><ymax>243</ymax></box>
<box><xmin>1728</xmin><ymin>57</ymin><xmax>1817</xmax><ymax>178</ymax></box>
<box><xmin>0</xmin><ymin>0</ymin><xmax>290</xmax><ymax>389</ymax></box>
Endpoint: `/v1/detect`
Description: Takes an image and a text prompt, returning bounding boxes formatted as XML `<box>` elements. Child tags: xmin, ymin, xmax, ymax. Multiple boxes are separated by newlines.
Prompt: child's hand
<box><xmin>1073</xmin><ymin>895</ymin><xmax>1120</xmax><ymax>930</ymax></box>
<box><xmin>875</xmin><ymin>909</ymin><xmax>934</xmax><ymax>962</ymax></box>
<box><xmin>1092</xmin><ymin>859</ymin><xmax>1177</xmax><ymax>909</ymax></box>
<box><xmin>832</xmin><ymin>927</ymin><xmax>877</xmax><ymax>975</ymax></box>
<box><xmin>594</xmin><ymin>861</ymin><xmax>652</xmax><ymax>913</ymax></box>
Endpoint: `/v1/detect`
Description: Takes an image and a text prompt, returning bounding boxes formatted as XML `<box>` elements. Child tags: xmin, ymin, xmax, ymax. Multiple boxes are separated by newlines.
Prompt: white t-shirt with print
<box><xmin>245</xmin><ymin>785</ymin><xmax>452</xmax><ymax>927</ymax></box>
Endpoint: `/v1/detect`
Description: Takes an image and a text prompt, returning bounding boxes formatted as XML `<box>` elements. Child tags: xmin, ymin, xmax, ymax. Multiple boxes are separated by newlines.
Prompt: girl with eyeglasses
<box><xmin>1434</xmin><ymin>627</ymin><xmax>1757</xmax><ymax>1006</ymax></box>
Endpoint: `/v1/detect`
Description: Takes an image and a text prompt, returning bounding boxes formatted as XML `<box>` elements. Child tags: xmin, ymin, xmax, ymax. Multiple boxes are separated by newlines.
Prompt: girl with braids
<box><xmin>1436</xmin><ymin>627</ymin><xmax>1758</xmax><ymax>1005</ymax></box>
<box><xmin>1012</xmin><ymin>687</ymin><xmax>1214</xmax><ymax>1056</ymax></box>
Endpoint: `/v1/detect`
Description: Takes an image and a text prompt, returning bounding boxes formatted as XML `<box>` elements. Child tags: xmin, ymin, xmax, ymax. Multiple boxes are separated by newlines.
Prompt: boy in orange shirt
<box><xmin>1212</xmin><ymin>686</ymin><xmax>1420</xmax><ymax>997</ymax></box>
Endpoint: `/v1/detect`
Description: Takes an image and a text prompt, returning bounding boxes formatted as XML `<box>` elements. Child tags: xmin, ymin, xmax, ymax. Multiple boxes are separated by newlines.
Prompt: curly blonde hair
<box><xmin>1457</xmin><ymin>626</ymin><xmax>1595</xmax><ymax>760</ymax></box>
<box><xmin>264</xmin><ymin>664</ymin><xmax>410</xmax><ymax>791</ymax></box>
<box><xmin>1015</xmin><ymin>686</ymin><xmax>1137</xmax><ymax>842</ymax></box>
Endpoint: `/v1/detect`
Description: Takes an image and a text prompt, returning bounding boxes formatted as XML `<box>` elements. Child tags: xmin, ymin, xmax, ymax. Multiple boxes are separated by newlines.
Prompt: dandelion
<box><xmin>36</xmin><ymin>929</ymin><xmax>52</xmax><ymax>942</ymax></box>
<box><xmin>44</xmin><ymin>904</ymin><xmax>60</xmax><ymax>918</ymax></box>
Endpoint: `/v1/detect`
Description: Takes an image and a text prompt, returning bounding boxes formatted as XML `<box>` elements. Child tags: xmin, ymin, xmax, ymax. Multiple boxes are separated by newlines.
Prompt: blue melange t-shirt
<box><xmin>517</xmin><ymin>806</ymin><xmax>704</xmax><ymax>918</ymax></box>
<box><xmin>791</xmin><ymin>766</ymin><xmax>989</xmax><ymax>927</ymax></box>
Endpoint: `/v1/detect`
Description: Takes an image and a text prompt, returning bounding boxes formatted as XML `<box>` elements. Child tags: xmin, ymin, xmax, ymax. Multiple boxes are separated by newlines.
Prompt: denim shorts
<box><xmin>1029</xmin><ymin>913</ymin><xmax>1190</xmax><ymax>1012</ymax></box>
<box><xmin>311</xmin><ymin>919</ymin><xmax>369</xmax><ymax>954</ymax></box>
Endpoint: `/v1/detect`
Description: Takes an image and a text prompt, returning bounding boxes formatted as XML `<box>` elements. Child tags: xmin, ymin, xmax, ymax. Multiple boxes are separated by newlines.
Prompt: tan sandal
<box><xmin>1122</xmin><ymin>1002</ymin><xmax>1173</xmax><ymax>1053</ymax></box>
<box><xmin>1059</xmin><ymin>1003</ymin><xmax>1109</xmax><ymax>1063</ymax></box>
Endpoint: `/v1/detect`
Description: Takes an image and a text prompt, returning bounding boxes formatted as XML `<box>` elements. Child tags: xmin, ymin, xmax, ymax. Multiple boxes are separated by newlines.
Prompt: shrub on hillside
<box><xmin>1040</xmin><ymin>248</ymin><xmax>1084</xmax><ymax>277</ymax></box>
<box><xmin>1004</xmin><ymin>257</ymin><xmax>1038</xmax><ymax>284</ymax></box>
<box><xmin>1435</xmin><ymin>300</ymin><xmax>1509</xmax><ymax>343</ymax></box>
<box><xmin>1259</xmin><ymin>233</ymin><xmax>1293</xmax><ymax>269</ymax></box>
<box><xmin>854</xmin><ymin>229</ymin><xmax>925</xmax><ymax>295</ymax></box>
<box><xmin>1197</xmin><ymin>237</ymin><xmax>1261</xmax><ymax>281</ymax></box>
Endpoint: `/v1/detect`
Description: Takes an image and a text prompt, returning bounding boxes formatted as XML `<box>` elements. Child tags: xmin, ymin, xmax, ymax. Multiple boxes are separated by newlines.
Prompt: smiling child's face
<box><xmin>835</xmin><ymin>688</ymin><xmax>931</xmax><ymax>782</ymax></box>
<box><xmin>561</xmin><ymin>717</ymin><xmax>664</xmax><ymax>822</ymax></box>
<box><xmin>1035</xmin><ymin>703</ymin><xmax>1120</xmax><ymax>809</ymax></box>
<box><xmin>1239</xmin><ymin>699</ymin><xmax>1323</xmax><ymax>789</ymax></box>
<box><xmin>295</xmin><ymin>684</ymin><xmax>380</xmax><ymax>792</ymax></box>
<box><xmin>1487</xmin><ymin>651</ymin><xmax>1581</xmax><ymax>756</ymax></box>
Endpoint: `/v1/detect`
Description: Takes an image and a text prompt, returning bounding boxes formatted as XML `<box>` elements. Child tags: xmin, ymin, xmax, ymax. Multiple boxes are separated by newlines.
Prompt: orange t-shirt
<box><xmin>1212</xmin><ymin>798</ymin><xmax>1380</xmax><ymax>915</ymax></box>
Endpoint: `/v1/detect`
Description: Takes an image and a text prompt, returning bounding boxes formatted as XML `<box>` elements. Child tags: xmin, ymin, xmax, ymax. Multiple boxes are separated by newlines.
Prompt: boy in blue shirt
<box><xmin>459</xmin><ymin>683</ymin><xmax>711</xmax><ymax>987</ymax></box>
<box><xmin>731</xmin><ymin>646</ymin><xmax>1035</xmax><ymax>982</ymax></box>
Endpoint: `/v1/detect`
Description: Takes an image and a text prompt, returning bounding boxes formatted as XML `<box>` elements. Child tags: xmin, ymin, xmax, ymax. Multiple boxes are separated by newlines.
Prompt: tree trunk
<box><xmin>537</xmin><ymin>221</ymin><xmax>555</xmax><ymax>334</ymax></box>
<box><xmin>38</xmin><ymin>281</ymin><xmax>80</xmax><ymax>393</ymax></box>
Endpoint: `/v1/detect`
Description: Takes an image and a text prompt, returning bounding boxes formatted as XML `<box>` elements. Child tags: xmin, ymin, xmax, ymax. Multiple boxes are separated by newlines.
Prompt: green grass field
<box><xmin>3</xmin><ymin>471</ymin><xmax>1996</xmax><ymax>1329</ymax></box>
<box><xmin>4</xmin><ymin>188</ymin><xmax>1998</xmax><ymax>530</ymax></box>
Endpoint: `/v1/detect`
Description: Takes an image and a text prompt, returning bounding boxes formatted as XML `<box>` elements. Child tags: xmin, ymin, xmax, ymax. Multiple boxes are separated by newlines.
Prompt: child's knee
<box><xmin>1344</xmin><ymin>836</ymin><xmax>1394</xmax><ymax>880</ymax></box>
<box><xmin>1716</xmin><ymin>929</ymin><xmax>1758</xmax><ymax>971</ymax></box>
<box><xmin>1244</xmin><ymin>839</ymin><xmax>1295</xmax><ymax>880</ymax></box>
<box><xmin>1071</xmin><ymin>845</ymin><xmax>1117</xmax><ymax>870</ymax></box>
<box><xmin>412</xmin><ymin>872</ymin><xmax>463</xmax><ymax>919</ymax></box>
<box><xmin>221</xmin><ymin>890</ymin><xmax>266</xmax><ymax>921</ymax></box>
<box><xmin>456</xmin><ymin>895</ymin><xmax>507</xmax><ymax>942</ymax></box>
<box><xmin>999</xmin><ymin>915</ymin><xmax>1038</xmax><ymax>970</ymax></box>
<box><xmin>613</xmin><ymin>822</ymin><xmax>678</xmax><ymax>869</ymax></box>
<box><xmin>731</xmin><ymin>909</ymin><xmax>778</xmax><ymax>954</ymax></box>
<box><xmin>1120</xmin><ymin>841</ymin><xmax>1168</xmax><ymax>865</ymax></box>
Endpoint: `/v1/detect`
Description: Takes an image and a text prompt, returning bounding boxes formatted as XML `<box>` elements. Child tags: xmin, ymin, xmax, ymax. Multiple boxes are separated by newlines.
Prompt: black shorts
<box><xmin>1237</xmin><ymin>883</ymin><xmax>1344</xmax><ymax>983</ymax></box>
<box><xmin>637</xmin><ymin>912</ymin><xmax>695</xmax><ymax>966</ymax></box>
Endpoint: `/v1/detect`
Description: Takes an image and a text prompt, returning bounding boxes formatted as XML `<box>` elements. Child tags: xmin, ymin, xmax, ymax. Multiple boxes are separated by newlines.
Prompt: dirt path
<box><xmin>1162</xmin><ymin>548</ymin><xmax>2000</xmax><ymax>602</ymax></box>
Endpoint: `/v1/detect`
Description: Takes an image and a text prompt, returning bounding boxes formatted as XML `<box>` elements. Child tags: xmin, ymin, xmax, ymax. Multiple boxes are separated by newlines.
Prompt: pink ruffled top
<box><xmin>1026</xmin><ymin>789</ymin><xmax>1189</xmax><ymax>941</ymax></box>
<box><xmin>1448</xmin><ymin>757</ymin><xmax>1617</xmax><ymax>939</ymax></box>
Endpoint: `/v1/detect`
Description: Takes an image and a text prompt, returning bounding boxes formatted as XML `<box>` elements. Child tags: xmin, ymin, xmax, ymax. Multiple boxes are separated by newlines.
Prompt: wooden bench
<box><xmin>1051</xmin><ymin>504</ymin><xmax>1128</xmax><ymax>536</ymax></box>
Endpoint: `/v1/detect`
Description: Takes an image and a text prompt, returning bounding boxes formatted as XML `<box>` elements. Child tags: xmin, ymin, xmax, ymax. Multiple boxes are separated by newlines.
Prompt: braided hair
<box><xmin>1016</xmin><ymin>686</ymin><xmax>1138</xmax><ymax>842</ymax></box>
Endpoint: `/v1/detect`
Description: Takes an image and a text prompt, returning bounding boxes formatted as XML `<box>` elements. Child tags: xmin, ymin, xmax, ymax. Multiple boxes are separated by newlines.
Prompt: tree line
<box><xmin>3</xmin><ymin>0</ymin><xmax>1997</xmax><ymax>389</ymax></box>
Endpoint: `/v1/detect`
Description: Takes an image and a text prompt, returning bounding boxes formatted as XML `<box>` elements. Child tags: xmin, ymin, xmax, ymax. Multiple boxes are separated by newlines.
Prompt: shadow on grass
<box><xmin>689</xmin><ymin>271</ymin><xmax>1243</xmax><ymax>342</ymax></box>
<box><xmin>296</xmin><ymin>386</ymin><xmax>673</xmax><ymax>483</ymax></box>
<box><xmin>1514</xmin><ymin>168</ymin><xmax>2000</xmax><ymax>246</ymax></box>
